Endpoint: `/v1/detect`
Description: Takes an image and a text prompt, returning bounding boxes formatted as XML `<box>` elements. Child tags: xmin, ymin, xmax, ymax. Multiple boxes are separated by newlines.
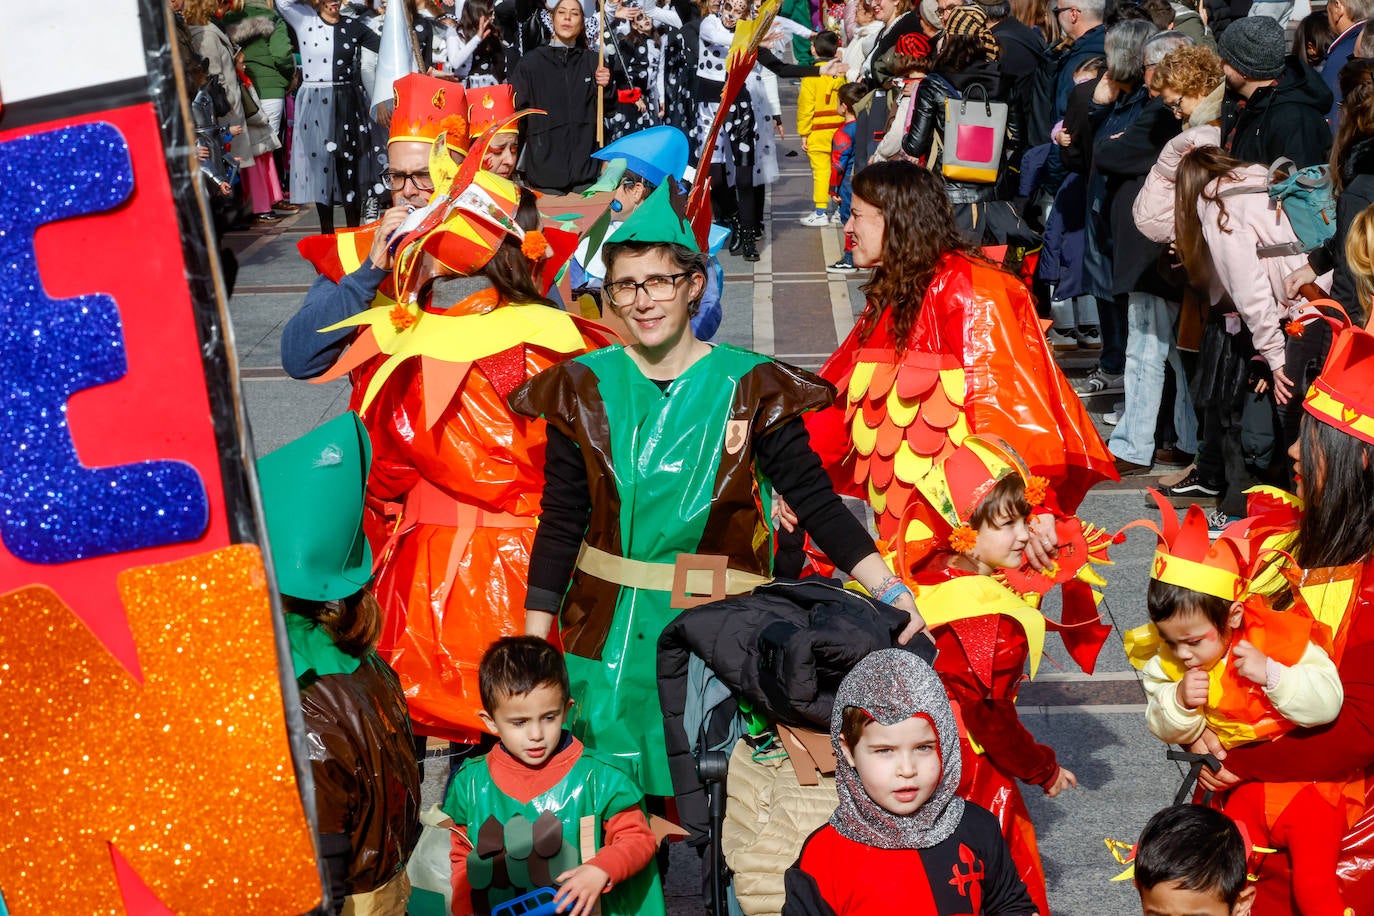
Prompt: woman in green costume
<box><xmin>510</xmin><ymin>184</ymin><xmax>925</xmax><ymax>798</ymax></box>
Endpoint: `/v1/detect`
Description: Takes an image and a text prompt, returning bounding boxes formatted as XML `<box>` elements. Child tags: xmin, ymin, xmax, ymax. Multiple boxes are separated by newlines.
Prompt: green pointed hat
<box><xmin>256</xmin><ymin>412</ymin><xmax>373</xmax><ymax>602</ymax></box>
<box><xmin>604</xmin><ymin>182</ymin><xmax>699</xmax><ymax>251</ymax></box>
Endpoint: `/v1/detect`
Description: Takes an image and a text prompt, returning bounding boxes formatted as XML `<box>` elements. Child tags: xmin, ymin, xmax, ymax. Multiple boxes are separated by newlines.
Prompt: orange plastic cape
<box><xmin>806</xmin><ymin>252</ymin><xmax>1116</xmax><ymax>541</ymax></box>
<box><xmin>341</xmin><ymin>289</ymin><xmax>613</xmax><ymax>741</ymax></box>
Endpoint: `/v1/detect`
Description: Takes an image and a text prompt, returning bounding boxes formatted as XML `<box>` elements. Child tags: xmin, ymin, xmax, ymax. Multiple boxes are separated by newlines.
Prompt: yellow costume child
<box><xmin>796</xmin><ymin>31</ymin><xmax>845</xmax><ymax>225</ymax></box>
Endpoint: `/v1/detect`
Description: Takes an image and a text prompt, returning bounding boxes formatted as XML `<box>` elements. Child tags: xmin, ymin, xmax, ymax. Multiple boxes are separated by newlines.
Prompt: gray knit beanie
<box><xmin>1218</xmin><ymin>15</ymin><xmax>1286</xmax><ymax>81</ymax></box>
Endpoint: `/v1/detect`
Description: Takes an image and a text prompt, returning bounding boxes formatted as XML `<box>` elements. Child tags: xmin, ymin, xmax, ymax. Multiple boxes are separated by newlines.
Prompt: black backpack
<box><xmin>203</xmin><ymin>72</ymin><xmax>232</xmax><ymax>118</ymax></box>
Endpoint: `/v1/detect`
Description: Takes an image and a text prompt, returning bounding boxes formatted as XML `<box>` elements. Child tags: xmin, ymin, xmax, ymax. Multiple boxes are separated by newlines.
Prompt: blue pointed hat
<box><xmin>592</xmin><ymin>126</ymin><xmax>690</xmax><ymax>188</ymax></box>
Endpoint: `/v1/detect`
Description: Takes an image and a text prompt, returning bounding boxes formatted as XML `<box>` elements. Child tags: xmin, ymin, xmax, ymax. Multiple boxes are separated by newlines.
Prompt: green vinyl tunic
<box><xmin>512</xmin><ymin>344</ymin><xmax>835</xmax><ymax>796</ymax></box>
<box><xmin>440</xmin><ymin>743</ymin><xmax>665</xmax><ymax>916</ymax></box>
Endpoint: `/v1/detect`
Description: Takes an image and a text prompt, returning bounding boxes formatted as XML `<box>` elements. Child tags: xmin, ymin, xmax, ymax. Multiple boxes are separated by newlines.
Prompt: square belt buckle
<box><xmin>670</xmin><ymin>553</ymin><xmax>729</xmax><ymax>609</ymax></box>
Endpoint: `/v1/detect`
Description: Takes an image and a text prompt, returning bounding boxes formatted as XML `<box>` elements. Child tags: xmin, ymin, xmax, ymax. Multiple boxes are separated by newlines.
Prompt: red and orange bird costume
<box><xmin>1122</xmin><ymin>486</ymin><xmax>1369</xmax><ymax>916</ymax></box>
<box><xmin>806</xmin><ymin>250</ymin><xmax>1116</xmax><ymax>548</ymax></box>
<box><xmin>898</xmin><ymin>436</ymin><xmax>1108</xmax><ymax>916</ymax></box>
<box><xmin>1207</xmin><ymin>305</ymin><xmax>1374</xmax><ymax>913</ymax></box>
<box><xmin>302</xmin><ymin>84</ymin><xmax>614</xmax><ymax>744</ymax></box>
<box><xmin>806</xmin><ymin>250</ymin><xmax>1116</xmax><ymax>657</ymax></box>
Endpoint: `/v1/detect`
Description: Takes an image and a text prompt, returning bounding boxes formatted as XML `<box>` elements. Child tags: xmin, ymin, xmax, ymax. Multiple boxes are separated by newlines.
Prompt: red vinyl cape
<box><xmin>806</xmin><ymin>252</ymin><xmax>1116</xmax><ymax>518</ymax></box>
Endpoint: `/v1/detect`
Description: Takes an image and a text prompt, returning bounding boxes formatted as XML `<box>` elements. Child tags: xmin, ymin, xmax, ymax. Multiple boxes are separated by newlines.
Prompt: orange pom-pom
<box><xmin>948</xmin><ymin>524</ymin><xmax>978</xmax><ymax>554</ymax></box>
<box><xmin>389</xmin><ymin>303</ymin><xmax>417</xmax><ymax>332</ymax></box>
<box><xmin>1025</xmin><ymin>475</ymin><xmax>1049</xmax><ymax>507</ymax></box>
<box><xmin>521</xmin><ymin>229</ymin><xmax>548</xmax><ymax>261</ymax></box>
<box><xmin>1285</xmin><ymin>319</ymin><xmax>1306</xmax><ymax>338</ymax></box>
<box><xmin>438</xmin><ymin>114</ymin><xmax>468</xmax><ymax>139</ymax></box>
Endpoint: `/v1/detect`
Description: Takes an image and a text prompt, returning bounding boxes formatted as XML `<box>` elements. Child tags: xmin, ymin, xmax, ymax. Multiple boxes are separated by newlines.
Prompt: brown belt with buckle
<box><xmin>574</xmin><ymin>542</ymin><xmax>771</xmax><ymax>610</ymax></box>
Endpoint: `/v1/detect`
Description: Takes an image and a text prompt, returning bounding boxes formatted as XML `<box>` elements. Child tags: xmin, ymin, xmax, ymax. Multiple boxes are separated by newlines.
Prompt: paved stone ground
<box><xmin>224</xmin><ymin>87</ymin><xmax>1195</xmax><ymax>915</ymax></box>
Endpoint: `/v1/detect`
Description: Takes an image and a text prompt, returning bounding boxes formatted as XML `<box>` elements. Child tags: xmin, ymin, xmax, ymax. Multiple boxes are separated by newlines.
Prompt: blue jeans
<box><xmin>1108</xmin><ymin>293</ymin><xmax>1198</xmax><ymax>465</ymax></box>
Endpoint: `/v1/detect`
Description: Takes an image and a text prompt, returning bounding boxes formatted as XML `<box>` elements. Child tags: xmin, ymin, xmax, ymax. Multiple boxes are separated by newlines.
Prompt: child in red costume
<box><xmin>900</xmin><ymin>436</ymin><xmax>1091</xmax><ymax>916</ymax></box>
<box><xmin>783</xmin><ymin>649</ymin><xmax>1036</xmax><ymax>915</ymax></box>
<box><xmin>1124</xmin><ymin>494</ymin><xmax>1354</xmax><ymax>916</ymax></box>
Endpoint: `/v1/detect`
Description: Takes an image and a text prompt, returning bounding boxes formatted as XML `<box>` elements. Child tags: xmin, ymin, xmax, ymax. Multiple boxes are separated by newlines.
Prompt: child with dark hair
<box><xmin>797</xmin><ymin>31</ymin><xmax>846</xmax><ymax>226</ymax></box>
<box><xmin>1125</xmin><ymin>496</ymin><xmax>1351</xmax><ymax>916</ymax></box>
<box><xmin>440</xmin><ymin>636</ymin><xmax>665</xmax><ymax>916</ymax></box>
<box><xmin>783</xmin><ymin>649</ymin><xmax>1035</xmax><ymax>915</ymax></box>
<box><xmin>825</xmin><ymin>81</ymin><xmax>868</xmax><ymax>273</ymax></box>
<box><xmin>1134</xmin><ymin>805</ymin><xmax>1255</xmax><ymax>916</ymax></box>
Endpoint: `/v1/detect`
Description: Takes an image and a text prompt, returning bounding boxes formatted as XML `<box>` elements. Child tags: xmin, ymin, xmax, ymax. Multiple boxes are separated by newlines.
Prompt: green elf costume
<box><xmin>509</xmin><ymin>185</ymin><xmax>836</xmax><ymax>797</ymax></box>
<box><xmin>441</xmin><ymin>734</ymin><xmax>665</xmax><ymax>915</ymax></box>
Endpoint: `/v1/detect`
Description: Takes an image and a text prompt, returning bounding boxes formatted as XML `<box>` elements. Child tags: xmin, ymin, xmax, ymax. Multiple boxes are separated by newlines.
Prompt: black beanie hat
<box><xmin>1218</xmin><ymin>16</ymin><xmax>1286</xmax><ymax>81</ymax></box>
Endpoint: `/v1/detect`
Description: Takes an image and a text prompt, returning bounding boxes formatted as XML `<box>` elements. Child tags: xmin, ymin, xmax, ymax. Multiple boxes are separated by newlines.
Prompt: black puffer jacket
<box><xmin>902</xmin><ymin>62</ymin><xmax>1022</xmax><ymax>204</ymax></box>
<box><xmin>657</xmin><ymin>577</ymin><xmax>929</xmax><ymax>844</ymax></box>
<box><xmin>1309</xmin><ymin>135</ymin><xmax>1374</xmax><ymax>325</ymax></box>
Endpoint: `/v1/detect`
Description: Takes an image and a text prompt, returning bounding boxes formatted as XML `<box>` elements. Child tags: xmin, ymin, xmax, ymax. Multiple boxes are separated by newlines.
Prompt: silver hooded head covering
<box><xmin>829</xmin><ymin>648</ymin><xmax>964</xmax><ymax>849</ymax></box>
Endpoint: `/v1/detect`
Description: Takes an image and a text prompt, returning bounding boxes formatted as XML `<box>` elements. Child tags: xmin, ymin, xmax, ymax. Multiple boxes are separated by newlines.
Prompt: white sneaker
<box><xmin>1045</xmin><ymin>328</ymin><xmax>1079</xmax><ymax>351</ymax></box>
<box><xmin>800</xmin><ymin>211</ymin><xmax>831</xmax><ymax>227</ymax></box>
<box><xmin>830</xmin><ymin>212</ymin><xmax>843</xmax><ymax>225</ymax></box>
<box><xmin>1104</xmin><ymin>409</ymin><xmax>1122</xmax><ymax>426</ymax></box>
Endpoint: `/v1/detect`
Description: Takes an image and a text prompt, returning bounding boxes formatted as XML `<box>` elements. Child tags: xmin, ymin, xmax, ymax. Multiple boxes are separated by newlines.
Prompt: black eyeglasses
<box><xmin>381</xmin><ymin>169</ymin><xmax>435</xmax><ymax>192</ymax></box>
<box><xmin>604</xmin><ymin>272</ymin><xmax>691</xmax><ymax>307</ymax></box>
<box><xmin>1163</xmin><ymin>96</ymin><xmax>1184</xmax><ymax>112</ymax></box>
<box><xmin>1051</xmin><ymin>5</ymin><xmax>1077</xmax><ymax>13</ymax></box>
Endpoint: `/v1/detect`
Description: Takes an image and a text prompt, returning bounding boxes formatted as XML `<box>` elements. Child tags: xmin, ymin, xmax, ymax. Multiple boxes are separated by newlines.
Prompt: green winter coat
<box><xmin>223</xmin><ymin>6</ymin><xmax>296</xmax><ymax>100</ymax></box>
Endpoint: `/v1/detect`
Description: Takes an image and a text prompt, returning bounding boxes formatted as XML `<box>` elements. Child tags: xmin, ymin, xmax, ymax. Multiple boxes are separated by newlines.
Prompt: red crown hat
<box><xmin>390</xmin><ymin>73</ymin><xmax>470</xmax><ymax>153</ymax></box>
<box><xmin>467</xmin><ymin>84</ymin><xmax>519</xmax><ymax>137</ymax></box>
<box><xmin>1291</xmin><ymin>300</ymin><xmax>1374</xmax><ymax>446</ymax></box>
<box><xmin>898</xmin><ymin>436</ymin><xmax>1049</xmax><ymax>560</ymax></box>
<box><xmin>1120</xmin><ymin>490</ymin><xmax>1272</xmax><ymax>602</ymax></box>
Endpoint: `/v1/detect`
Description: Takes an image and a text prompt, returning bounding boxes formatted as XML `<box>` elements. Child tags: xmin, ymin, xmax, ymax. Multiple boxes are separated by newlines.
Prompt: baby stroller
<box><xmin>656</xmin><ymin>576</ymin><xmax>935</xmax><ymax>915</ymax></box>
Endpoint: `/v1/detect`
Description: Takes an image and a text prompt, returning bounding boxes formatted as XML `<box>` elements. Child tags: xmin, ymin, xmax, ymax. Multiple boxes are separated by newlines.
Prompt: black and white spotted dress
<box><xmin>605</xmin><ymin>32</ymin><xmax>661</xmax><ymax>141</ymax></box>
<box><xmin>276</xmin><ymin>0</ymin><xmax>381</xmax><ymax>206</ymax></box>
<box><xmin>694</xmin><ymin>14</ymin><xmax>769</xmax><ymax>186</ymax></box>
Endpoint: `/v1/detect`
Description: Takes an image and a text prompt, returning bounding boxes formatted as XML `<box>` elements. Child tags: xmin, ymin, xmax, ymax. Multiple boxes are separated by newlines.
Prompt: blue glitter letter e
<box><xmin>0</xmin><ymin>123</ymin><xmax>209</xmax><ymax>563</ymax></box>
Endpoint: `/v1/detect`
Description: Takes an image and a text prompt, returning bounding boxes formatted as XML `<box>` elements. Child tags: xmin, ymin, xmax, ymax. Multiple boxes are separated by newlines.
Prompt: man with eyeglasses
<box><xmin>281</xmin><ymin>72</ymin><xmax>470</xmax><ymax>380</ymax></box>
<box><xmin>1024</xmin><ymin>0</ymin><xmax>1104</xmax><ymax>147</ymax></box>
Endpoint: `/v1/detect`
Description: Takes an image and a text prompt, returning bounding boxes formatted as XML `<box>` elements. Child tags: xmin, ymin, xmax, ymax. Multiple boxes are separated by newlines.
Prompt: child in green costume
<box><xmin>440</xmin><ymin>637</ymin><xmax>665</xmax><ymax>916</ymax></box>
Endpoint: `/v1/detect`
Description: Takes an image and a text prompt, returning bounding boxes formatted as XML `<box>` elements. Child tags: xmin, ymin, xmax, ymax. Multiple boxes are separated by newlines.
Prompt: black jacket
<box><xmin>657</xmin><ymin>578</ymin><xmax>925</xmax><ymax>845</ymax></box>
<box><xmin>1093</xmin><ymin>92</ymin><xmax>1181</xmax><ymax>297</ymax></box>
<box><xmin>1310</xmin><ymin>135</ymin><xmax>1374</xmax><ymax>325</ymax></box>
<box><xmin>510</xmin><ymin>44</ymin><xmax>607</xmax><ymax>192</ymax></box>
<box><xmin>902</xmin><ymin>62</ymin><xmax>1022</xmax><ymax>204</ymax></box>
<box><xmin>1222</xmin><ymin>54</ymin><xmax>1333</xmax><ymax>168</ymax></box>
<box><xmin>991</xmin><ymin>17</ymin><xmax>1046</xmax><ymax>82</ymax></box>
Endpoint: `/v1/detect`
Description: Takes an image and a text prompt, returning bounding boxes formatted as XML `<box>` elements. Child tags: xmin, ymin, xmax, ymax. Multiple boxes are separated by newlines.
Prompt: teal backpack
<box><xmin>1219</xmin><ymin>156</ymin><xmax>1337</xmax><ymax>256</ymax></box>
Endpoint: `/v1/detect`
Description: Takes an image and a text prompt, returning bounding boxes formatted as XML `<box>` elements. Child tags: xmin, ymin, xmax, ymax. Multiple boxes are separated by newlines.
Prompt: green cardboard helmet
<box><xmin>605</xmin><ymin>182</ymin><xmax>700</xmax><ymax>251</ymax></box>
<box><xmin>256</xmin><ymin>412</ymin><xmax>373</xmax><ymax>602</ymax></box>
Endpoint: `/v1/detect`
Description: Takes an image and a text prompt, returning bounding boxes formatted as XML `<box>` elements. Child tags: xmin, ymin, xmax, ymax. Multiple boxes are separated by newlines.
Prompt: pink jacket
<box><xmin>1198</xmin><ymin>165</ymin><xmax>1317</xmax><ymax>371</ymax></box>
<box><xmin>1132</xmin><ymin>124</ymin><xmax>1221</xmax><ymax>245</ymax></box>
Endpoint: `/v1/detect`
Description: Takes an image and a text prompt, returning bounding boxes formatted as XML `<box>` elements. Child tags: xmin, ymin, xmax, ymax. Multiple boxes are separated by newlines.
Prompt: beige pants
<box><xmin>341</xmin><ymin>870</ymin><xmax>411</xmax><ymax>916</ymax></box>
